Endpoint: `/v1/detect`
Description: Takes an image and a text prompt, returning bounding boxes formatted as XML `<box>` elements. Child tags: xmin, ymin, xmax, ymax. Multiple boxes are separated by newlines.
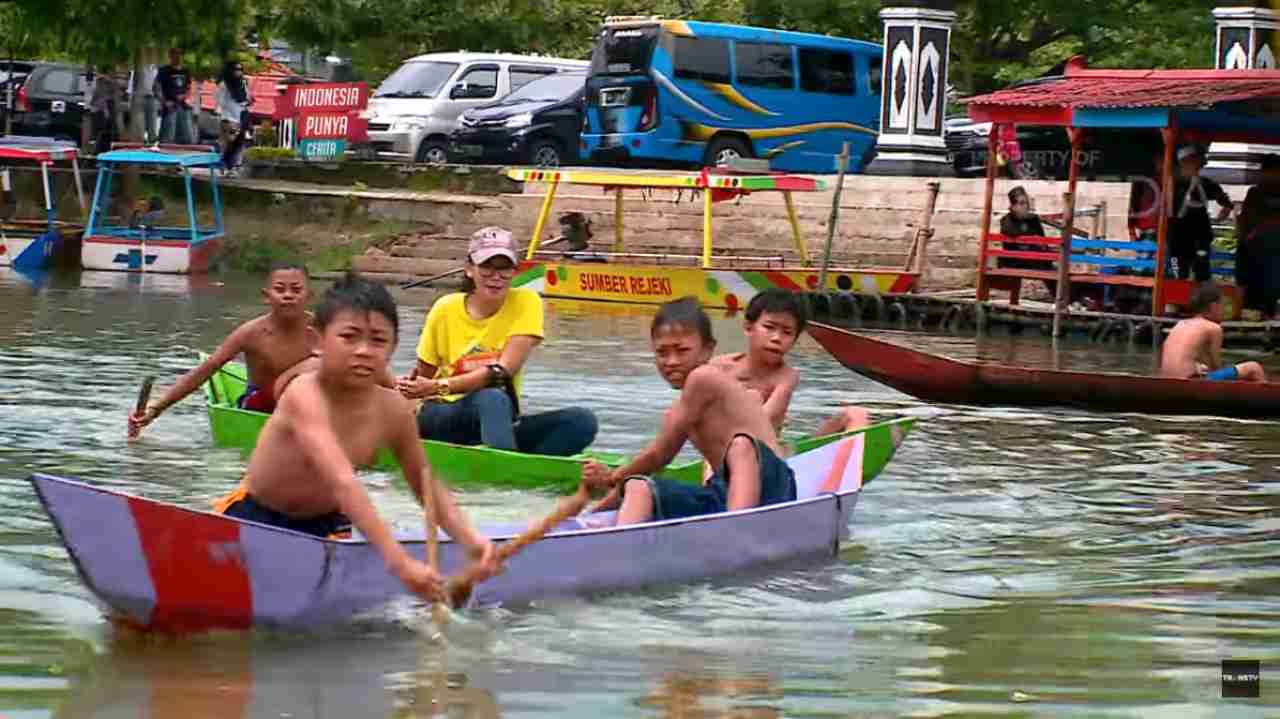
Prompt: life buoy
<box><xmin>886</xmin><ymin>301</ymin><xmax>907</xmax><ymax>328</ymax></box>
<box><xmin>1090</xmin><ymin>319</ymin><xmax>1111</xmax><ymax>343</ymax></box>
<box><xmin>831</xmin><ymin>292</ymin><xmax>857</xmax><ymax>320</ymax></box>
<box><xmin>942</xmin><ymin>305</ymin><xmax>963</xmax><ymax>332</ymax></box>
<box><xmin>862</xmin><ymin>294</ymin><xmax>885</xmax><ymax>322</ymax></box>
<box><xmin>970</xmin><ymin>303</ymin><xmax>989</xmax><ymax>332</ymax></box>
<box><xmin>810</xmin><ymin>292</ymin><xmax>831</xmax><ymax>316</ymax></box>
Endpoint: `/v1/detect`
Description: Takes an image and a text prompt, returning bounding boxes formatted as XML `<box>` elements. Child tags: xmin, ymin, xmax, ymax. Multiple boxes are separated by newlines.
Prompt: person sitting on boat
<box><xmin>1159</xmin><ymin>282</ymin><xmax>1266</xmax><ymax>382</ymax></box>
<box><xmin>128</xmin><ymin>263</ymin><xmax>317</xmax><ymax>437</ymax></box>
<box><xmin>212</xmin><ymin>273</ymin><xmax>500</xmax><ymax>600</ymax></box>
<box><xmin>998</xmin><ymin>186</ymin><xmax>1056</xmax><ymax>298</ymax></box>
<box><xmin>581</xmin><ymin>297</ymin><xmax>796</xmax><ymax>526</ymax></box>
<box><xmin>1236</xmin><ymin>154</ymin><xmax>1280</xmax><ymax>318</ymax></box>
<box><xmin>710</xmin><ymin>288</ymin><xmax>869</xmax><ymax>436</ymax></box>
<box><xmin>396</xmin><ymin>227</ymin><xmax>598</xmax><ymax>456</ymax></box>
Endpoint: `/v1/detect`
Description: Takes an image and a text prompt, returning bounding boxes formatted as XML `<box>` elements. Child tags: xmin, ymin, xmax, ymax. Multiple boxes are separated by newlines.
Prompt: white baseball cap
<box><xmin>1177</xmin><ymin>145</ymin><xmax>1202</xmax><ymax>162</ymax></box>
<box><xmin>468</xmin><ymin>227</ymin><xmax>518</xmax><ymax>265</ymax></box>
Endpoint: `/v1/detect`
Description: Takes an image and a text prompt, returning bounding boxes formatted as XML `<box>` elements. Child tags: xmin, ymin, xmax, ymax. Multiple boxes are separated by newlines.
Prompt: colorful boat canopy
<box><xmin>0</xmin><ymin>140</ymin><xmax>78</xmax><ymax>162</ymax></box>
<box><xmin>96</xmin><ymin>147</ymin><xmax>222</xmax><ymax>167</ymax></box>
<box><xmin>965</xmin><ymin>59</ymin><xmax>1280</xmax><ymax>143</ymax></box>
<box><xmin>507</xmin><ymin>167</ymin><xmax>828</xmax><ymax>193</ymax></box>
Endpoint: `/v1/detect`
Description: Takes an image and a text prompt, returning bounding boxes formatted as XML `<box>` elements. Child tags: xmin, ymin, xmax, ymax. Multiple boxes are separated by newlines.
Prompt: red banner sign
<box><xmin>274</xmin><ymin>82</ymin><xmax>370</xmax><ymax>147</ymax></box>
<box><xmin>298</xmin><ymin>112</ymin><xmax>369</xmax><ymax>142</ymax></box>
<box><xmin>286</xmin><ymin>83</ymin><xmax>368</xmax><ymax>114</ymax></box>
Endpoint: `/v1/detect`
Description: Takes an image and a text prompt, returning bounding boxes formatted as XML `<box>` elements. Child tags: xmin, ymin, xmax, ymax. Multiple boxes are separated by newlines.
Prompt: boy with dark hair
<box><xmin>214</xmin><ymin>273</ymin><xmax>498</xmax><ymax>600</ymax></box>
<box><xmin>582</xmin><ymin>296</ymin><xmax>796</xmax><ymax>526</ymax></box>
<box><xmin>1160</xmin><ymin>282</ymin><xmax>1267</xmax><ymax>382</ymax></box>
<box><xmin>128</xmin><ymin>263</ymin><xmax>316</xmax><ymax>438</ymax></box>
<box><xmin>709</xmin><ymin>289</ymin><xmax>868</xmax><ymax>435</ymax></box>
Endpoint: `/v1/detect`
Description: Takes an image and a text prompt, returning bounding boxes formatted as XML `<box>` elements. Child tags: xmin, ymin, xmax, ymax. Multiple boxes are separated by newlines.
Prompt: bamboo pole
<box><xmin>1153</xmin><ymin>126</ymin><xmax>1176</xmax><ymax>324</ymax></box>
<box><xmin>526</xmin><ymin>177</ymin><xmax>559</xmax><ymax>260</ymax></box>
<box><xmin>1052</xmin><ymin>128</ymin><xmax>1084</xmax><ymax>338</ymax></box>
<box><xmin>818</xmin><ymin>142</ymin><xmax>850</xmax><ymax>290</ymax></box>
<box><xmin>904</xmin><ymin>181</ymin><xmax>941</xmax><ymax>275</ymax></box>
<box><xmin>701</xmin><ymin>187</ymin><xmax>713</xmax><ymax>269</ymax></box>
<box><xmin>975</xmin><ymin>128</ymin><xmax>999</xmax><ymax>301</ymax></box>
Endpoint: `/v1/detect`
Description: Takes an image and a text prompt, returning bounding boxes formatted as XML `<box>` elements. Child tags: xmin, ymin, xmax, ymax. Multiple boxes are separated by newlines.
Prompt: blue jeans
<box><xmin>416</xmin><ymin>387</ymin><xmax>598</xmax><ymax>456</ymax></box>
<box><xmin>160</xmin><ymin>105</ymin><xmax>194</xmax><ymax>144</ymax></box>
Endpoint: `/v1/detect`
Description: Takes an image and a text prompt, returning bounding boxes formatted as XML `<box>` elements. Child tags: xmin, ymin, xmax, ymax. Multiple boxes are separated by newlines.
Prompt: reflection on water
<box><xmin>0</xmin><ymin>270</ymin><xmax>1277</xmax><ymax>717</ymax></box>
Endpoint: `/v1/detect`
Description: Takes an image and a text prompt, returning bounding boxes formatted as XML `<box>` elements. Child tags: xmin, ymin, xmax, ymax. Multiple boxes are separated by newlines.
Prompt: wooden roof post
<box><xmin>1153</xmin><ymin>126</ymin><xmax>1176</xmax><ymax>323</ymax></box>
<box><xmin>976</xmin><ymin>127</ymin><xmax>999</xmax><ymax>301</ymax></box>
<box><xmin>1053</xmin><ymin>127</ymin><xmax>1084</xmax><ymax>338</ymax></box>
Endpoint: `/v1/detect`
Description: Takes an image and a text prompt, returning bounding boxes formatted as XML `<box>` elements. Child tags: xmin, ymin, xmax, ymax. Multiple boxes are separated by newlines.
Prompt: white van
<box><xmin>361</xmin><ymin>52</ymin><xmax>588</xmax><ymax>164</ymax></box>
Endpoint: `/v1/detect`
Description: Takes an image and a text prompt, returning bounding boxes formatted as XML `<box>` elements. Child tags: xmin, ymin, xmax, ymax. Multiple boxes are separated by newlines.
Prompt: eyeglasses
<box><xmin>476</xmin><ymin>262</ymin><xmax>516</xmax><ymax>278</ymax></box>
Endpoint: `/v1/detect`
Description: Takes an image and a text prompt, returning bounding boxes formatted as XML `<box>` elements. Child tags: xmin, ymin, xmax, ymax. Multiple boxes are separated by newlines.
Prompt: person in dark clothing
<box><xmin>155</xmin><ymin>48</ymin><xmax>194</xmax><ymax>144</ymax></box>
<box><xmin>1169</xmin><ymin>145</ymin><xmax>1234</xmax><ymax>281</ymax></box>
<box><xmin>1236</xmin><ymin>154</ymin><xmax>1280</xmax><ymax>316</ymax></box>
<box><xmin>998</xmin><ymin>186</ymin><xmax>1056</xmax><ymax>297</ymax></box>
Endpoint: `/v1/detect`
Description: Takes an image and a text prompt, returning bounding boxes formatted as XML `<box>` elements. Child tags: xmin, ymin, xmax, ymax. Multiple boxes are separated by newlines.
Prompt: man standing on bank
<box><xmin>1169</xmin><ymin>145</ymin><xmax>1234</xmax><ymax>282</ymax></box>
<box><xmin>398</xmin><ymin>227</ymin><xmax>598</xmax><ymax>456</ymax></box>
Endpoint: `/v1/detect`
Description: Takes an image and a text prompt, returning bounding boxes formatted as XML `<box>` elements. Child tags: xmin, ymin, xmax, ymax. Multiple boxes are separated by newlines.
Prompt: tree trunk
<box><xmin>81</xmin><ymin>61</ymin><xmax>92</xmax><ymax>152</ymax></box>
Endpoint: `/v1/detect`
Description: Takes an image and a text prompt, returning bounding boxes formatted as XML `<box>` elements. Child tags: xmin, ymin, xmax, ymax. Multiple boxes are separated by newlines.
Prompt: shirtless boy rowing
<box><xmin>1160</xmin><ymin>282</ymin><xmax>1267</xmax><ymax>382</ymax></box>
<box><xmin>213</xmin><ymin>273</ymin><xmax>497</xmax><ymax>599</ymax></box>
<box><xmin>583</xmin><ymin>297</ymin><xmax>797</xmax><ymax>525</ymax></box>
<box><xmin>128</xmin><ymin>263</ymin><xmax>316</xmax><ymax>438</ymax></box>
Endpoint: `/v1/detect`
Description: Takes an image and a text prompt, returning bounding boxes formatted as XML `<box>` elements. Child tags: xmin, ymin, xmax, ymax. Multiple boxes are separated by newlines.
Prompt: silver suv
<box><xmin>361</xmin><ymin>52</ymin><xmax>588</xmax><ymax>164</ymax></box>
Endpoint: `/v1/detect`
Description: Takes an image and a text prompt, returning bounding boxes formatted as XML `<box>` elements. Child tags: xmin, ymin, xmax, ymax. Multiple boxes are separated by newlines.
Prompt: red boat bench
<box><xmin>978</xmin><ymin>233</ymin><xmax>1243</xmax><ymax>319</ymax></box>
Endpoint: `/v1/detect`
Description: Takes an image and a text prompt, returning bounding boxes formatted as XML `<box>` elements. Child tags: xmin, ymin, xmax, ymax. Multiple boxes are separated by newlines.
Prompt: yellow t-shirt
<box><xmin>415</xmin><ymin>288</ymin><xmax>545</xmax><ymax>403</ymax></box>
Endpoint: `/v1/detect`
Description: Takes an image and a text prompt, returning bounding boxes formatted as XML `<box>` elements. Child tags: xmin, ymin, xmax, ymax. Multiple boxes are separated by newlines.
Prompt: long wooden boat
<box><xmin>808</xmin><ymin>321</ymin><xmax>1280</xmax><ymax>418</ymax></box>
<box><xmin>204</xmin><ymin>359</ymin><xmax>893</xmax><ymax>491</ymax></box>
<box><xmin>507</xmin><ymin>168</ymin><xmax>919</xmax><ymax>310</ymax></box>
<box><xmin>32</xmin><ymin>420</ymin><xmax>914</xmax><ymax>633</ymax></box>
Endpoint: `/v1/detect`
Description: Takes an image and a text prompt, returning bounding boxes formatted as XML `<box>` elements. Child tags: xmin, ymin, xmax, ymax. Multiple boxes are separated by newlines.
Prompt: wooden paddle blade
<box><xmin>135</xmin><ymin>376</ymin><xmax>155</xmax><ymax>414</ymax></box>
<box><xmin>445</xmin><ymin>484</ymin><xmax>591</xmax><ymax>608</ymax></box>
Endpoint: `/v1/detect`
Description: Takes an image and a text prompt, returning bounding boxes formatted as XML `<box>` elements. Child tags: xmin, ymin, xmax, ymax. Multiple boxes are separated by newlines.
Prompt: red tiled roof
<box><xmin>966</xmin><ymin>66</ymin><xmax>1280</xmax><ymax>110</ymax></box>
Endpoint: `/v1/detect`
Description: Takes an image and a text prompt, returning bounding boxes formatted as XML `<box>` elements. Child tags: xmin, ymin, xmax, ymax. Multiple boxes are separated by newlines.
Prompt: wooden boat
<box><xmin>0</xmin><ymin>138</ymin><xmax>86</xmax><ymax>270</ymax></box>
<box><xmin>507</xmin><ymin>168</ymin><xmax>920</xmax><ymax>310</ymax></box>
<box><xmin>204</xmin><ymin>358</ymin><xmax>890</xmax><ymax>491</ymax></box>
<box><xmin>808</xmin><ymin>321</ymin><xmax>1280</xmax><ymax>418</ymax></box>
<box><xmin>31</xmin><ymin>420</ymin><xmax>914</xmax><ymax>633</ymax></box>
<box><xmin>81</xmin><ymin>145</ymin><xmax>225</xmax><ymax>274</ymax></box>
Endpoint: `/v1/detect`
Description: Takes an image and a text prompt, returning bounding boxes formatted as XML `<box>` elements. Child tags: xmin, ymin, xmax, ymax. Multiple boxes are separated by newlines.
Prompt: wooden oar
<box><xmin>443</xmin><ymin>481</ymin><xmax>591</xmax><ymax>609</ymax></box>
<box><xmin>420</xmin><ymin>470</ymin><xmax>451</xmax><ymax>628</ymax></box>
<box><xmin>399</xmin><ymin>235</ymin><xmax>570</xmax><ymax>290</ymax></box>
<box><xmin>127</xmin><ymin>376</ymin><xmax>155</xmax><ymax>441</ymax></box>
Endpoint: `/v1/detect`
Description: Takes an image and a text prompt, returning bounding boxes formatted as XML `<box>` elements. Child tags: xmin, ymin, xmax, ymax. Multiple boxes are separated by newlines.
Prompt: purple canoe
<box><xmin>31</xmin><ymin>420</ymin><xmax>912</xmax><ymax>633</ymax></box>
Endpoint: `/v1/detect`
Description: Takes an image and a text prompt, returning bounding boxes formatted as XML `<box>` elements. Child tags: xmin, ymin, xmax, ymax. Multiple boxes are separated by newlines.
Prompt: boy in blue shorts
<box><xmin>582</xmin><ymin>297</ymin><xmax>796</xmax><ymax>525</ymax></box>
<box><xmin>1160</xmin><ymin>282</ymin><xmax>1267</xmax><ymax>382</ymax></box>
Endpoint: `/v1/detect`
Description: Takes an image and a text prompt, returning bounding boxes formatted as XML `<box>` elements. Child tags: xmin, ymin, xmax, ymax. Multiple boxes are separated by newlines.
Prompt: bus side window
<box><xmin>798</xmin><ymin>48</ymin><xmax>854</xmax><ymax>95</ymax></box>
<box><xmin>735</xmin><ymin>42</ymin><xmax>794</xmax><ymax>90</ymax></box>
<box><xmin>868</xmin><ymin>56</ymin><xmax>883</xmax><ymax>96</ymax></box>
<box><xmin>672</xmin><ymin>36</ymin><xmax>731</xmax><ymax>84</ymax></box>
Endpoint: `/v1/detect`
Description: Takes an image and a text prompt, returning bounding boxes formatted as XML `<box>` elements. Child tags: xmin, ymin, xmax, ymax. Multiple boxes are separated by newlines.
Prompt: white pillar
<box><xmin>864</xmin><ymin>1</ymin><xmax>956</xmax><ymax>177</ymax></box>
<box><xmin>1205</xmin><ymin>4</ymin><xmax>1280</xmax><ymax>184</ymax></box>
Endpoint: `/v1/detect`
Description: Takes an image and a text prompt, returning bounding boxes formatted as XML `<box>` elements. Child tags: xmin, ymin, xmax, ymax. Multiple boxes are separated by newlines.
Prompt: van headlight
<box><xmin>505</xmin><ymin>113</ymin><xmax>533</xmax><ymax>129</ymax></box>
<box><xmin>392</xmin><ymin>117</ymin><xmax>427</xmax><ymax>131</ymax></box>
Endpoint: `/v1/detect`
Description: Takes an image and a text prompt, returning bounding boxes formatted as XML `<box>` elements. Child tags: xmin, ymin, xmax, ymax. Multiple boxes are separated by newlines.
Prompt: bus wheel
<box><xmin>704</xmin><ymin>136</ymin><xmax>751</xmax><ymax>167</ymax></box>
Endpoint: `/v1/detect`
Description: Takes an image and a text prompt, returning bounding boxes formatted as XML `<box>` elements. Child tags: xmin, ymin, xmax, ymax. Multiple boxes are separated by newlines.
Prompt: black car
<box><xmin>449</xmin><ymin>71</ymin><xmax>585</xmax><ymax>167</ymax></box>
<box><xmin>10</xmin><ymin>63</ymin><xmax>93</xmax><ymax>141</ymax></box>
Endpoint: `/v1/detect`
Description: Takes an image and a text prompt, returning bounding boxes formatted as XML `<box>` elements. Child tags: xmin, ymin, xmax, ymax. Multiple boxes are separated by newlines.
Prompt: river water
<box><xmin>0</xmin><ymin>269</ymin><xmax>1276</xmax><ymax>718</ymax></box>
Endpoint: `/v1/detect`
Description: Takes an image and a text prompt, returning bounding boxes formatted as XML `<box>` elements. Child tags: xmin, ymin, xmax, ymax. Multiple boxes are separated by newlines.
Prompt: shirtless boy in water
<box><xmin>1161</xmin><ymin>282</ymin><xmax>1267</xmax><ymax>382</ymax></box>
<box><xmin>213</xmin><ymin>273</ymin><xmax>498</xmax><ymax>599</ymax></box>
<box><xmin>128</xmin><ymin>263</ymin><xmax>316</xmax><ymax>437</ymax></box>
<box><xmin>710</xmin><ymin>289</ymin><xmax>869</xmax><ymax>436</ymax></box>
<box><xmin>583</xmin><ymin>297</ymin><xmax>797</xmax><ymax>525</ymax></box>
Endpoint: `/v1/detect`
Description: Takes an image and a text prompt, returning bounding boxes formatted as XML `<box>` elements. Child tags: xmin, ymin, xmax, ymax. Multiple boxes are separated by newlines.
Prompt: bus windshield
<box><xmin>589</xmin><ymin>27</ymin><xmax>659</xmax><ymax>75</ymax></box>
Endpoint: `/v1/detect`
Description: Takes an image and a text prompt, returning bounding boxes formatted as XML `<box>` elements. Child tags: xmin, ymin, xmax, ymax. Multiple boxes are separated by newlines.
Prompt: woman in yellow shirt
<box><xmin>396</xmin><ymin>227</ymin><xmax>598</xmax><ymax>455</ymax></box>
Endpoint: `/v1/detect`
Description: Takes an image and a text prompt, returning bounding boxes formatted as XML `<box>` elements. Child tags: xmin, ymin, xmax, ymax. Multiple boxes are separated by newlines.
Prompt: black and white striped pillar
<box><xmin>1205</xmin><ymin>2</ymin><xmax>1280</xmax><ymax>184</ymax></box>
<box><xmin>864</xmin><ymin>0</ymin><xmax>956</xmax><ymax>177</ymax></box>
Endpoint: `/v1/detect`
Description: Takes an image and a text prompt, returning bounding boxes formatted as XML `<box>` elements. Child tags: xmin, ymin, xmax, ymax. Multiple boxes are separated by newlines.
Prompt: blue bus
<box><xmin>581</xmin><ymin>18</ymin><xmax>882</xmax><ymax>173</ymax></box>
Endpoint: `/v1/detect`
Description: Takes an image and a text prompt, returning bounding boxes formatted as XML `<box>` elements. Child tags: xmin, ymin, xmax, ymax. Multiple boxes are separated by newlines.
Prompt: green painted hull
<box><xmin>202</xmin><ymin>359</ymin><xmax>912</xmax><ymax>493</ymax></box>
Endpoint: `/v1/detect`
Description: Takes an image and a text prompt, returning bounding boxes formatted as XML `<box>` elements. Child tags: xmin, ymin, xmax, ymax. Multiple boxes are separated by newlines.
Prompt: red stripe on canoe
<box><xmin>128</xmin><ymin>497</ymin><xmax>253</xmax><ymax>633</ymax></box>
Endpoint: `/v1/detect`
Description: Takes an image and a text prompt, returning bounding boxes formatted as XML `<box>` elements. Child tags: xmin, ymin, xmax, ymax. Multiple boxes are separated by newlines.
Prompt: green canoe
<box><xmin>202</xmin><ymin>359</ymin><xmax>912</xmax><ymax>493</ymax></box>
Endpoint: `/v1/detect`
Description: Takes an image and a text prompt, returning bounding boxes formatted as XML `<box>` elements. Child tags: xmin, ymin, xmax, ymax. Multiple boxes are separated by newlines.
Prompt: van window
<box><xmin>868</xmin><ymin>56</ymin><xmax>883</xmax><ymax>96</ymax></box>
<box><xmin>672</xmin><ymin>36</ymin><xmax>730</xmax><ymax>84</ymax></box>
<box><xmin>374</xmin><ymin>61</ymin><xmax>459</xmax><ymax>98</ymax></box>
<box><xmin>510</xmin><ymin>66</ymin><xmax>556</xmax><ymax>93</ymax></box>
<box><xmin>454</xmin><ymin>65</ymin><xmax>498</xmax><ymax>100</ymax></box>
<box><xmin>798</xmin><ymin>48</ymin><xmax>854</xmax><ymax>95</ymax></box>
<box><xmin>735</xmin><ymin>42</ymin><xmax>793</xmax><ymax>89</ymax></box>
